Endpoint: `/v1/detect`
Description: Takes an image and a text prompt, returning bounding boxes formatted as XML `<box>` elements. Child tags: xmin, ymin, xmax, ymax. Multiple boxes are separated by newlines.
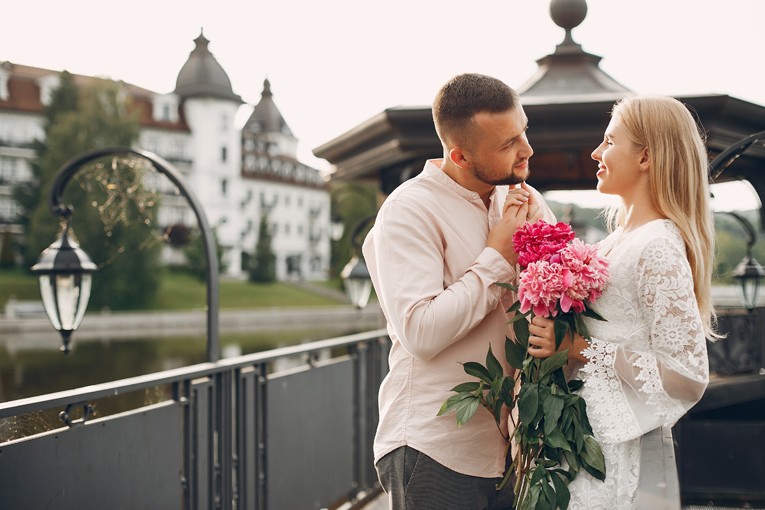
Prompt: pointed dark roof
<box><xmin>174</xmin><ymin>31</ymin><xmax>242</xmax><ymax>103</ymax></box>
<box><xmin>244</xmin><ymin>78</ymin><xmax>294</xmax><ymax>136</ymax></box>
<box><xmin>518</xmin><ymin>0</ymin><xmax>631</xmax><ymax>103</ymax></box>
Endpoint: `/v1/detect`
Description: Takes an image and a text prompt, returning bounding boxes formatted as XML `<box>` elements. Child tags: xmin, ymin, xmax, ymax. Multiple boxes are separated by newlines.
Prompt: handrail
<box><xmin>0</xmin><ymin>328</ymin><xmax>388</xmax><ymax>419</ymax></box>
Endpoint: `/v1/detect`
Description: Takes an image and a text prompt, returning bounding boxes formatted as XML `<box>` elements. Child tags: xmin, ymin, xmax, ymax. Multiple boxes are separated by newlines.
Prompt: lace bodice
<box><xmin>568</xmin><ymin>219</ymin><xmax>709</xmax><ymax>509</ymax></box>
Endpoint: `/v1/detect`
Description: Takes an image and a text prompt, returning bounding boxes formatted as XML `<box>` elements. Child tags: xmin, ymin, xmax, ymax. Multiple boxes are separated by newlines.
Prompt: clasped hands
<box><xmin>486</xmin><ymin>182</ymin><xmax>544</xmax><ymax>265</ymax></box>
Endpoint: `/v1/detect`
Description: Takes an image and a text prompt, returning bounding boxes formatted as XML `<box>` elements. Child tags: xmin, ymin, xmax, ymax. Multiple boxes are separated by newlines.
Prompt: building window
<box><xmin>221</xmin><ymin>146</ymin><xmax>228</xmax><ymax>162</ymax></box>
<box><xmin>162</xmin><ymin>104</ymin><xmax>170</xmax><ymax>121</ymax></box>
<box><xmin>0</xmin><ymin>157</ymin><xmax>16</xmax><ymax>183</ymax></box>
<box><xmin>285</xmin><ymin>223</ymin><xmax>291</xmax><ymax>236</ymax></box>
<box><xmin>221</xmin><ymin>179</ymin><xmax>228</xmax><ymax>197</ymax></box>
<box><xmin>297</xmin><ymin>196</ymin><xmax>304</xmax><ymax>208</ymax></box>
<box><xmin>221</xmin><ymin>114</ymin><xmax>229</xmax><ymax>132</ymax></box>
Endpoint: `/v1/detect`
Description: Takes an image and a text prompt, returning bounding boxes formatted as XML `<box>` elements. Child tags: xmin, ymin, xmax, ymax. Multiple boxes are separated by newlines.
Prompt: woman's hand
<box><xmin>527</xmin><ymin>315</ymin><xmax>589</xmax><ymax>364</ymax></box>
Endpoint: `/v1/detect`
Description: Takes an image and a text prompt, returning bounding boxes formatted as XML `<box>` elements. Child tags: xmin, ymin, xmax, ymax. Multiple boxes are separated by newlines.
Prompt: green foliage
<box><xmin>330</xmin><ymin>183</ymin><xmax>377</xmax><ymax>278</ymax></box>
<box><xmin>25</xmin><ymin>78</ymin><xmax>160</xmax><ymax>311</ymax></box>
<box><xmin>439</xmin><ymin>300</ymin><xmax>606</xmax><ymax>510</ymax></box>
<box><xmin>249</xmin><ymin>215</ymin><xmax>276</xmax><ymax>283</ymax></box>
<box><xmin>0</xmin><ymin>267</ymin><xmax>344</xmax><ymax>311</ymax></box>
<box><xmin>182</xmin><ymin>228</ymin><xmax>226</xmax><ymax>281</ymax></box>
<box><xmin>14</xmin><ymin>71</ymin><xmax>80</xmax><ymax>265</ymax></box>
<box><xmin>0</xmin><ymin>231</ymin><xmax>15</xmax><ymax>267</ymax></box>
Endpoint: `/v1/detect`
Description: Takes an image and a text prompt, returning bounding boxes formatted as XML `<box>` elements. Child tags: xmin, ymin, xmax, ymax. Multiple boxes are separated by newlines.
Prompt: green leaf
<box><xmin>455</xmin><ymin>397</ymin><xmax>481</xmax><ymax>427</ymax></box>
<box><xmin>544</xmin><ymin>428</ymin><xmax>571</xmax><ymax>451</ymax></box>
<box><xmin>493</xmin><ymin>396</ymin><xmax>504</xmax><ymax>423</ymax></box>
<box><xmin>501</xmin><ymin>376</ymin><xmax>516</xmax><ymax>407</ymax></box>
<box><xmin>553</xmin><ymin>319</ymin><xmax>570</xmax><ymax>351</ymax></box>
<box><xmin>437</xmin><ymin>392</ymin><xmax>471</xmax><ymax>416</ymax></box>
<box><xmin>527</xmin><ymin>484</ymin><xmax>541</xmax><ymax>510</ymax></box>
<box><xmin>563</xmin><ymin>450</ymin><xmax>579</xmax><ymax>476</ymax></box>
<box><xmin>462</xmin><ymin>362</ymin><xmax>493</xmax><ymax>384</ymax></box>
<box><xmin>567</xmin><ymin>379</ymin><xmax>584</xmax><ymax>392</ymax></box>
<box><xmin>551</xmin><ymin>470</ymin><xmax>571</xmax><ymax>510</ymax></box>
<box><xmin>580</xmin><ymin>435</ymin><xmax>606</xmax><ymax>480</ymax></box>
<box><xmin>543</xmin><ymin>395</ymin><xmax>565</xmax><ymax>436</ymax></box>
<box><xmin>518</xmin><ymin>383</ymin><xmax>539</xmax><ymax>425</ymax></box>
<box><xmin>508</xmin><ymin>311</ymin><xmax>531</xmax><ymax>324</ymax></box>
<box><xmin>582</xmin><ymin>305</ymin><xmax>606</xmax><ymax>321</ymax></box>
<box><xmin>513</xmin><ymin>317</ymin><xmax>530</xmax><ymax>346</ymax></box>
<box><xmin>539</xmin><ymin>350</ymin><xmax>568</xmax><ymax>380</ymax></box>
<box><xmin>505</xmin><ymin>336</ymin><xmax>527</xmax><ymax>370</ymax></box>
<box><xmin>451</xmin><ymin>381</ymin><xmax>481</xmax><ymax>393</ymax></box>
<box><xmin>541</xmin><ymin>475</ymin><xmax>557</xmax><ymax>510</ymax></box>
<box><xmin>530</xmin><ymin>464</ymin><xmax>547</xmax><ymax>485</ymax></box>
<box><xmin>486</xmin><ymin>345</ymin><xmax>503</xmax><ymax>380</ymax></box>
<box><xmin>505</xmin><ymin>300</ymin><xmax>522</xmax><ymax>313</ymax></box>
<box><xmin>494</xmin><ymin>281</ymin><xmax>518</xmax><ymax>292</ymax></box>
<box><xmin>573</xmin><ymin>313</ymin><xmax>591</xmax><ymax>341</ymax></box>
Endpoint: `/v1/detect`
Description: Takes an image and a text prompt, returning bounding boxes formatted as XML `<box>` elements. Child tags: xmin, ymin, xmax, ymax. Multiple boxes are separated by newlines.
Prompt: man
<box><xmin>363</xmin><ymin>73</ymin><xmax>554</xmax><ymax>509</ymax></box>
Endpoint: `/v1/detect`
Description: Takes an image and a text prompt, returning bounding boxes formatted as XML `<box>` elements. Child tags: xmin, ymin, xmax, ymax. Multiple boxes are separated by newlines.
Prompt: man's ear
<box><xmin>639</xmin><ymin>147</ymin><xmax>650</xmax><ymax>172</ymax></box>
<box><xmin>449</xmin><ymin>147</ymin><xmax>469</xmax><ymax>169</ymax></box>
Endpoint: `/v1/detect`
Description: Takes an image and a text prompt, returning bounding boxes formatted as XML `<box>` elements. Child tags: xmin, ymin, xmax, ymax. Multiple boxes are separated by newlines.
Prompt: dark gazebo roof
<box><xmin>315</xmin><ymin>0</ymin><xmax>765</xmax><ymax>200</ymax></box>
<box><xmin>175</xmin><ymin>31</ymin><xmax>242</xmax><ymax>103</ymax></box>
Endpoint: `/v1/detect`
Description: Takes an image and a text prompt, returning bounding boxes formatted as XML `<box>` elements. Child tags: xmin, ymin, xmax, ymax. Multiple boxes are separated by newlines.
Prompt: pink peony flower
<box><xmin>557</xmin><ymin>239</ymin><xmax>609</xmax><ymax>313</ymax></box>
<box><xmin>517</xmin><ymin>261</ymin><xmax>571</xmax><ymax>317</ymax></box>
<box><xmin>513</xmin><ymin>221</ymin><xmax>575</xmax><ymax>267</ymax></box>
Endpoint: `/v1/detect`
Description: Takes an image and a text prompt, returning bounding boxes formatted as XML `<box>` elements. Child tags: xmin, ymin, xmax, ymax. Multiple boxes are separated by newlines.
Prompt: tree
<box><xmin>329</xmin><ymin>183</ymin><xmax>377</xmax><ymax>279</ymax></box>
<box><xmin>25</xmin><ymin>78</ymin><xmax>161</xmax><ymax>310</ymax></box>
<box><xmin>249</xmin><ymin>215</ymin><xmax>276</xmax><ymax>283</ymax></box>
<box><xmin>183</xmin><ymin>227</ymin><xmax>226</xmax><ymax>281</ymax></box>
<box><xmin>13</xmin><ymin>71</ymin><xmax>79</xmax><ymax>266</ymax></box>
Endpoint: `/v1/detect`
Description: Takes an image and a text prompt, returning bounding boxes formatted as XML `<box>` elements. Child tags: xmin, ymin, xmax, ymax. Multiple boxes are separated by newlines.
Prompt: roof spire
<box><xmin>550</xmin><ymin>0</ymin><xmax>587</xmax><ymax>53</ymax></box>
<box><xmin>517</xmin><ymin>0</ymin><xmax>631</xmax><ymax>100</ymax></box>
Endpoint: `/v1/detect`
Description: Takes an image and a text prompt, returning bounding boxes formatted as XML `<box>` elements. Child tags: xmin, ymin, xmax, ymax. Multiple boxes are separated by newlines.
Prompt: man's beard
<box><xmin>474</xmin><ymin>161</ymin><xmax>530</xmax><ymax>186</ymax></box>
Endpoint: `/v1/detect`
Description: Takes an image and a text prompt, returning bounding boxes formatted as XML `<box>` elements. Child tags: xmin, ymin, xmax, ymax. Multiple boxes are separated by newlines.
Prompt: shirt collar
<box><xmin>424</xmin><ymin>159</ymin><xmax>498</xmax><ymax>205</ymax></box>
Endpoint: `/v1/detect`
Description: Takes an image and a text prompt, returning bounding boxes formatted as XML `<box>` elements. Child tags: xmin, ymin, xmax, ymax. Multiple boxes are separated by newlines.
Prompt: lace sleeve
<box><xmin>581</xmin><ymin>235</ymin><xmax>709</xmax><ymax>443</ymax></box>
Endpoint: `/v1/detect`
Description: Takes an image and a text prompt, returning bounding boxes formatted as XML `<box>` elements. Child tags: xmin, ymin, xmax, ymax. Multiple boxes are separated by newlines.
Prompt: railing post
<box><xmin>254</xmin><ymin>362</ymin><xmax>268</xmax><ymax>510</ymax></box>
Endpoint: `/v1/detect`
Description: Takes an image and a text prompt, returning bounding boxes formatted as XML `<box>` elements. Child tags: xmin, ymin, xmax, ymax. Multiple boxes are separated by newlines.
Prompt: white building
<box><xmin>0</xmin><ymin>32</ymin><xmax>331</xmax><ymax>281</ymax></box>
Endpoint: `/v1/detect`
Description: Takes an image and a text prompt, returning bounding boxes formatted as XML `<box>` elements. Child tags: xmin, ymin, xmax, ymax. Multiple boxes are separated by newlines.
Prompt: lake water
<box><xmin>0</xmin><ymin>327</ymin><xmax>362</xmax><ymax>403</ymax></box>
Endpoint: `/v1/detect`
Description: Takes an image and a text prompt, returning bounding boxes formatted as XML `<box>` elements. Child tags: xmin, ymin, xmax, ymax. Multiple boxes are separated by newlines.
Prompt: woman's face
<box><xmin>591</xmin><ymin>115</ymin><xmax>645</xmax><ymax>199</ymax></box>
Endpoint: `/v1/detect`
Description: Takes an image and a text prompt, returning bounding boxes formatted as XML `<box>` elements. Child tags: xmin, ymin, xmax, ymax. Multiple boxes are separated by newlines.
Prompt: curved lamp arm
<box><xmin>49</xmin><ymin>146</ymin><xmax>220</xmax><ymax>362</ymax></box>
<box><xmin>709</xmin><ymin>130</ymin><xmax>765</xmax><ymax>182</ymax></box>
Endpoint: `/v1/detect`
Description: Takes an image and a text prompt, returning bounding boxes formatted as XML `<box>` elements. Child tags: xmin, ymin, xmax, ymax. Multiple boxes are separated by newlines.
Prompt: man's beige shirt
<box><xmin>363</xmin><ymin>159</ymin><xmax>554</xmax><ymax>478</ymax></box>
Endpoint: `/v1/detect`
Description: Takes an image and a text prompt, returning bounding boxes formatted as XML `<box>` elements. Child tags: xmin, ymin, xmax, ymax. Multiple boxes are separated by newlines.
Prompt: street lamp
<box><xmin>710</xmin><ymin>130</ymin><xmax>765</xmax><ymax>311</ymax></box>
<box><xmin>721</xmin><ymin>211</ymin><xmax>765</xmax><ymax>311</ymax></box>
<box><xmin>340</xmin><ymin>215</ymin><xmax>375</xmax><ymax>309</ymax></box>
<box><xmin>31</xmin><ymin>208</ymin><xmax>96</xmax><ymax>353</ymax></box>
<box><xmin>30</xmin><ymin>147</ymin><xmax>220</xmax><ymax>361</ymax></box>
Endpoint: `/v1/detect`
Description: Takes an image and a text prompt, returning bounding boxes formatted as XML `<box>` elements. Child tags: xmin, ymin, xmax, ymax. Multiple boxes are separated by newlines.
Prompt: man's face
<box><xmin>464</xmin><ymin>106</ymin><xmax>533</xmax><ymax>187</ymax></box>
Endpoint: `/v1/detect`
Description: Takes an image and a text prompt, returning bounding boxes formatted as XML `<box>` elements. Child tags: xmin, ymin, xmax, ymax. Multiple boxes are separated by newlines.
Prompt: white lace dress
<box><xmin>567</xmin><ymin>219</ymin><xmax>709</xmax><ymax>509</ymax></box>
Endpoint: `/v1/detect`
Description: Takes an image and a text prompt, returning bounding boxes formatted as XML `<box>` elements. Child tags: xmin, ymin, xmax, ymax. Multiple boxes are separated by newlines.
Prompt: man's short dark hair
<box><xmin>433</xmin><ymin>73</ymin><xmax>519</xmax><ymax>146</ymax></box>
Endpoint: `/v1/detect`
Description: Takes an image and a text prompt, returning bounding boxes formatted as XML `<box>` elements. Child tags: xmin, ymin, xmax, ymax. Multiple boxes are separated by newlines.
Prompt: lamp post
<box><xmin>710</xmin><ymin>130</ymin><xmax>765</xmax><ymax>311</ymax></box>
<box><xmin>30</xmin><ymin>147</ymin><xmax>220</xmax><ymax>361</ymax></box>
<box><xmin>340</xmin><ymin>215</ymin><xmax>375</xmax><ymax>309</ymax></box>
<box><xmin>720</xmin><ymin>211</ymin><xmax>765</xmax><ymax>311</ymax></box>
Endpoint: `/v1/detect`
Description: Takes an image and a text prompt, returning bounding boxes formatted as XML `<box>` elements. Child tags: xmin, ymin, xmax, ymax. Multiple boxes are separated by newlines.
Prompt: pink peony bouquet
<box><xmin>440</xmin><ymin>220</ymin><xmax>609</xmax><ymax>509</ymax></box>
<box><xmin>513</xmin><ymin>221</ymin><xmax>609</xmax><ymax>321</ymax></box>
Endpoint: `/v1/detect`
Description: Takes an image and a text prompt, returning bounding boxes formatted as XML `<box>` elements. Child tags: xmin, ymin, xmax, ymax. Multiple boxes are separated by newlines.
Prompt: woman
<box><xmin>526</xmin><ymin>95</ymin><xmax>715</xmax><ymax>509</ymax></box>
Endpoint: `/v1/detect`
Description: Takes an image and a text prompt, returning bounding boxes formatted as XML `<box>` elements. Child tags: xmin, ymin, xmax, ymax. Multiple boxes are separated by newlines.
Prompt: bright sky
<box><xmin>3</xmin><ymin>0</ymin><xmax>764</xmax><ymax>209</ymax></box>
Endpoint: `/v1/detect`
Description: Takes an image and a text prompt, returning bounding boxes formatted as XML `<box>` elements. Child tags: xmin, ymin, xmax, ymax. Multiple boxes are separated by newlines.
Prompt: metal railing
<box><xmin>0</xmin><ymin>328</ymin><xmax>390</xmax><ymax>510</ymax></box>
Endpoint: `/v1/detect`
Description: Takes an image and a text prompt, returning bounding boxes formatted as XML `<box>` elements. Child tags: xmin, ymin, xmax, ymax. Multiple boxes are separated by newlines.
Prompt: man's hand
<box><xmin>487</xmin><ymin>188</ymin><xmax>529</xmax><ymax>265</ymax></box>
<box><xmin>521</xmin><ymin>182</ymin><xmax>544</xmax><ymax>224</ymax></box>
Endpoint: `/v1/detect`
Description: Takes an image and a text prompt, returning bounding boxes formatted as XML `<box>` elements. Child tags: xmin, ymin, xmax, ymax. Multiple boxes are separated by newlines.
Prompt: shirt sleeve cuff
<box><xmin>478</xmin><ymin>247</ymin><xmax>515</xmax><ymax>283</ymax></box>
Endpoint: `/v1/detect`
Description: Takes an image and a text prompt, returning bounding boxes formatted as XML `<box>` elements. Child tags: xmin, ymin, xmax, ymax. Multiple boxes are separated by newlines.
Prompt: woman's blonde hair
<box><xmin>606</xmin><ymin>95</ymin><xmax>719</xmax><ymax>338</ymax></box>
